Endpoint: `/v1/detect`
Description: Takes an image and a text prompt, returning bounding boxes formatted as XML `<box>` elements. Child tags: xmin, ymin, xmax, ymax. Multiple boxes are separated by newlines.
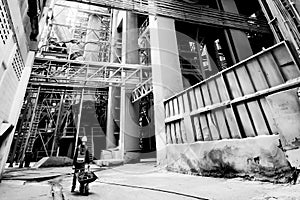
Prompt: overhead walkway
<box><xmin>30</xmin><ymin>57</ymin><xmax>151</xmax><ymax>88</ymax></box>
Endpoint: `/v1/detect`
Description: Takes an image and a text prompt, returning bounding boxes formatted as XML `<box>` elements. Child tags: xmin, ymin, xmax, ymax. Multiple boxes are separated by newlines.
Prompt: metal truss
<box><xmin>30</xmin><ymin>57</ymin><xmax>151</xmax><ymax>88</ymax></box>
<box><xmin>65</xmin><ymin>0</ymin><xmax>270</xmax><ymax>34</ymax></box>
<box><xmin>131</xmin><ymin>77</ymin><xmax>153</xmax><ymax>103</ymax></box>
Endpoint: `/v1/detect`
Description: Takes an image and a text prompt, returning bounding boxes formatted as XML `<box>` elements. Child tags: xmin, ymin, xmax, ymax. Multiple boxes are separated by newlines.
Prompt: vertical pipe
<box><xmin>73</xmin><ymin>88</ymin><xmax>84</xmax><ymax>157</ymax></box>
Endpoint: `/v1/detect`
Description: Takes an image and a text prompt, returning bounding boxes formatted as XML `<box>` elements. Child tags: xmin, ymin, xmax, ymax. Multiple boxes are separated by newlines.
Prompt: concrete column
<box><xmin>84</xmin><ymin>14</ymin><xmax>102</xmax><ymax>61</ymax></box>
<box><xmin>106</xmin><ymin>87</ymin><xmax>118</xmax><ymax>149</ymax></box>
<box><xmin>149</xmin><ymin>16</ymin><xmax>184</xmax><ymax>166</ymax></box>
<box><xmin>106</xmin><ymin>10</ymin><xmax>121</xmax><ymax>150</ymax></box>
<box><xmin>124</xmin><ymin>12</ymin><xmax>139</xmax><ymax>64</ymax></box>
<box><xmin>120</xmin><ymin>88</ymin><xmax>140</xmax><ymax>161</ymax></box>
<box><xmin>110</xmin><ymin>10</ymin><xmax>121</xmax><ymax>63</ymax></box>
<box><xmin>219</xmin><ymin>0</ymin><xmax>253</xmax><ymax>62</ymax></box>
<box><xmin>119</xmin><ymin>11</ymin><xmax>141</xmax><ymax>162</ymax></box>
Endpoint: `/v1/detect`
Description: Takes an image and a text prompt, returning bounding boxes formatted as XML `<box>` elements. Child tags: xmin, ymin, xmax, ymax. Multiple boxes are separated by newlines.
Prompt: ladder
<box><xmin>18</xmin><ymin>87</ymin><xmax>41</xmax><ymax>167</ymax></box>
<box><xmin>26</xmin><ymin>103</ymin><xmax>43</xmax><ymax>153</ymax></box>
<box><xmin>18</xmin><ymin>104</ymin><xmax>43</xmax><ymax>162</ymax></box>
<box><xmin>273</xmin><ymin>0</ymin><xmax>300</xmax><ymax>53</ymax></box>
<box><xmin>16</xmin><ymin>122</ymin><xmax>30</xmax><ymax>162</ymax></box>
<box><xmin>280</xmin><ymin>0</ymin><xmax>300</xmax><ymax>31</ymax></box>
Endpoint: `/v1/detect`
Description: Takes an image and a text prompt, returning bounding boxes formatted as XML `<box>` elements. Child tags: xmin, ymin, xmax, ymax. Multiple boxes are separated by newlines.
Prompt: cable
<box><xmin>98</xmin><ymin>180</ymin><xmax>209</xmax><ymax>200</ymax></box>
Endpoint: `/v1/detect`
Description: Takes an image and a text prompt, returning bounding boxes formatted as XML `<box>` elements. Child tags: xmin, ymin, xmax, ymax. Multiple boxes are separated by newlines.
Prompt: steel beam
<box><xmin>30</xmin><ymin>57</ymin><xmax>151</xmax><ymax>87</ymax></box>
<box><xmin>65</xmin><ymin>0</ymin><xmax>270</xmax><ymax>33</ymax></box>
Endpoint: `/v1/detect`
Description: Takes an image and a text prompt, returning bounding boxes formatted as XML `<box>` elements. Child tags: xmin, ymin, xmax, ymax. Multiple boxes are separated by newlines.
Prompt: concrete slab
<box><xmin>166</xmin><ymin>135</ymin><xmax>292</xmax><ymax>182</ymax></box>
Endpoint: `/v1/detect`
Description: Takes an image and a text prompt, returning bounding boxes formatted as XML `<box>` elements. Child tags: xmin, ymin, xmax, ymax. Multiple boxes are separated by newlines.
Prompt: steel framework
<box><xmin>38</xmin><ymin>0</ymin><xmax>112</xmax><ymax>62</ymax></box>
<box><xmin>31</xmin><ymin>57</ymin><xmax>151</xmax><ymax>87</ymax></box>
<box><xmin>65</xmin><ymin>0</ymin><xmax>271</xmax><ymax>34</ymax></box>
<box><xmin>10</xmin><ymin>86</ymin><xmax>109</xmax><ymax>166</ymax></box>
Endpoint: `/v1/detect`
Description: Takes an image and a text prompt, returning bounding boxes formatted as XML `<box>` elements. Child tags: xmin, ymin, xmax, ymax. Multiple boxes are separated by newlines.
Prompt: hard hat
<box><xmin>81</xmin><ymin>136</ymin><xmax>87</xmax><ymax>142</ymax></box>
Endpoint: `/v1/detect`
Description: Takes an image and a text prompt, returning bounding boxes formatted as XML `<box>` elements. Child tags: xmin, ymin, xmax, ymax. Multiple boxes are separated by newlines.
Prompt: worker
<box><xmin>71</xmin><ymin>136</ymin><xmax>90</xmax><ymax>192</ymax></box>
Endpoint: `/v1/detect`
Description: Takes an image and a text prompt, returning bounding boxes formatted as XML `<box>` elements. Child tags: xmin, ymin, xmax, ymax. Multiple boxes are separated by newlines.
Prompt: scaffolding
<box><xmin>10</xmin><ymin>0</ymin><xmax>153</xmax><ymax>166</ymax></box>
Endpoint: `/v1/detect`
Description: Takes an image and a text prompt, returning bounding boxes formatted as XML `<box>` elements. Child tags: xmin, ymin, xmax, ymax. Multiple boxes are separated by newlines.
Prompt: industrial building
<box><xmin>1</xmin><ymin>0</ymin><xmax>300</xmax><ymax>182</ymax></box>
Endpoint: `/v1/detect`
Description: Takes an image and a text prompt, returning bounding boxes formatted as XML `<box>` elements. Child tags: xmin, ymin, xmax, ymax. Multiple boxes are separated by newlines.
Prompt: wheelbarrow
<box><xmin>77</xmin><ymin>166</ymin><xmax>98</xmax><ymax>195</ymax></box>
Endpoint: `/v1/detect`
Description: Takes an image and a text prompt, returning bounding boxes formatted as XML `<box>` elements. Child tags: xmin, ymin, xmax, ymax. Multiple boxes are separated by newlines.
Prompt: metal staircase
<box><xmin>274</xmin><ymin>0</ymin><xmax>300</xmax><ymax>53</ymax></box>
<box><xmin>280</xmin><ymin>0</ymin><xmax>300</xmax><ymax>31</ymax></box>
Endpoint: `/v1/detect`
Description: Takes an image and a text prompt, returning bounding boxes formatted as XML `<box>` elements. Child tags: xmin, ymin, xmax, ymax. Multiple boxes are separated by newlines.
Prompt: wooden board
<box><xmin>169</xmin><ymin>99</ymin><xmax>174</xmax><ymax>117</ymax></box>
<box><xmin>194</xmin><ymin>86</ymin><xmax>204</xmax><ymax>108</ymax></box>
<box><xmin>165</xmin><ymin>102</ymin><xmax>170</xmax><ymax>118</ymax></box>
<box><xmin>207</xmin><ymin>112</ymin><xmax>220</xmax><ymax>140</ymax></box>
<box><xmin>246</xmin><ymin>59</ymin><xmax>269</xmax><ymax>91</ymax></box>
<box><xmin>280</xmin><ymin>63</ymin><xmax>300</xmax><ymax>81</ymax></box>
<box><xmin>216</xmin><ymin>75</ymin><xmax>229</xmax><ymax>102</ymax></box>
<box><xmin>177</xmin><ymin>95</ymin><xmax>184</xmax><ymax>114</ymax></box>
<box><xmin>199</xmin><ymin>114</ymin><xmax>211</xmax><ymax>141</ymax></box>
<box><xmin>259</xmin><ymin>98</ymin><xmax>278</xmax><ymax>134</ymax></box>
<box><xmin>208</xmin><ymin>80</ymin><xmax>220</xmax><ymax>104</ymax></box>
<box><xmin>235</xmin><ymin>103</ymin><xmax>256</xmax><ymax>137</ymax></box>
<box><xmin>272</xmin><ymin>47</ymin><xmax>299</xmax><ymax>81</ymax></box>
<box><xmin>224</xmin><ymin>71</ymin><xmax>242</xmax><ymax>98</ymax></box>
<box><xmin>166</xmin><ymin>124</ymin><xmax>172</xmax><ymax>144</ymax></box>
<box><xmin>180</xmin><ymin>120</ymin><xmax>188</xmax><ymax>143</ymax></box>
<box><xmin>258</xmin><ymin>53</ymin><xmax>284</xmax><ymax>87</ymax></box>
<box><xmin>224</xmin><ymin>107</ymin><xmax>241</xmax><ymax>138</ymax></box>
<box><xmin>192</xmin><ymin>115</ymin><xmax>203</xmax><ymax>141</ymax></box>
<box><xmin>175</xmin><ymin>121</ymin><xmax>182</xmax><ymax>143</ymax></box>
<box><xmin>170</xmin><ymin>123</ymin><xmax>177</xmax><ymax>144</ymax></box>
<box><xmin>201</xmin><ymin>84</ymin><xmax>212</xmax><ymax>106</ymax></box>
<box><xmin>182</xmin><ymin>93</ymin><xmax>190</xmax><ymax>113</ymax></box>
<box><xmin>188</xmin><ymin>89</ymin><xmax>197</xmax><ymax>111</ymax></box>
<box><xmin>214</xmin><ymin>109</ymin><xmax>231</xmax><ymax>139</ymax></box>
<box><xmin>247</xmin><ymin>101</ymin><xmax>269</xmax><ymax>136</ymax></box>
<box><xmin>235</xmin><ymin>65</ymin><xmax>255</xmax><ymax>95</ymax></box>
<box><xmin>173</xmin><ymin>98</ymin><xmax>179</xmax><ymax>115</ymax></box>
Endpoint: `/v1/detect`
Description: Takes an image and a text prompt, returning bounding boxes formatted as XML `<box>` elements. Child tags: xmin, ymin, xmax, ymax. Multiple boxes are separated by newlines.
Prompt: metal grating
<box><xmin>0</xmin><ymin>0</ymin><xmax>11</xmax><ymax>45</ymax></box>
<box><xmin>12</xmin><ymin>49</ymin><xmax>25</xmax><ymax>80</ymax></box>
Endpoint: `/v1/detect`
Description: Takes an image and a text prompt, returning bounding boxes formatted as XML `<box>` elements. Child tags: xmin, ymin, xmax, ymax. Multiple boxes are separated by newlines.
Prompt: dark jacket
<box><xmin>73</xmin><ymin>144</ymin><xmax>90</xmax><ymax>169</ymax></box>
